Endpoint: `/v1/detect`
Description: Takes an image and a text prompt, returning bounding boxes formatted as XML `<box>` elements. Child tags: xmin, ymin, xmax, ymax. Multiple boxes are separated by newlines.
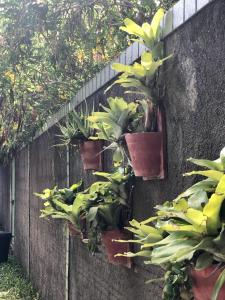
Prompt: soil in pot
<box><xmin>80</xmin><ymin>140</ymin><xmax>103</xmax><ymax>171</ymax></box>
<box><xmin>125</xmin><ymin>132</ymin><xmax>163</xmax><ymax>179</ymax></box>
<box><xmin>101</xmin><ymin>229</ymin><xmax>131</xmax><ymax>268</ymax></box>
<box><xmin>191</xmin><ymin>265</ymin><xmax>225</xmax><ymax>300</ymax></box>
<box><xmin>0</xmin><ymin>232</ymin><xmax>12</xmax><ymax>263</ymax></box>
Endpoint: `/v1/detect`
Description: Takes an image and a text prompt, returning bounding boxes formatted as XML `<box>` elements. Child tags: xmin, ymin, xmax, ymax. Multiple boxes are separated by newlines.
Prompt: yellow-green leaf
<box><xmin>184</xmin><ymin>170</ymin><xmax>224</xmax><ymax>181</ymax></box>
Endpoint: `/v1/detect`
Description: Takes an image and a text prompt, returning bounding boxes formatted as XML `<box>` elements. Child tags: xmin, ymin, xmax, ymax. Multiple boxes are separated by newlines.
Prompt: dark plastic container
<box><xmin>0</xmin><ymin>232</ymin><xmax>12</xmax><ymax>263</ymax></box>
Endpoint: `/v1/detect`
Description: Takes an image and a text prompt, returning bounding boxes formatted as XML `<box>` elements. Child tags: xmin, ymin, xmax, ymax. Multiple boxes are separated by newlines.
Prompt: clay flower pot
<box><xmin>79</xmin><ymin>140</ymin><xmax>103</xmax><ymax>171</ymax></box>
<box><xmin>0</xmin><ymin>232</ymin><xmax>12</xmax><ymax>263</ymax></box>
<box><xmin>67</xmin><ymin>222</ymin><xmax>80</xmax><ymax>237</ymax></box>
<box><xmin>101</xmin><ymin>229</ymin><xmax>131</xmax><ymax>268</ymax></box>
<box><xmin>191</xmin><ymin>265</ymin><xmax>225</xmax><ymax>300</ymax></box>
<box><xmin>125</xmin><ymin>132</ymin><xmax>163</xmax><ymax>179</ymax></box>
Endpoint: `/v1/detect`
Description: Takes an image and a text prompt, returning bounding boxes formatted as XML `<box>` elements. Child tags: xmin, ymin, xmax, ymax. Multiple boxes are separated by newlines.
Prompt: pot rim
<box><xmin>125</xmin><ymin>131</ymin><xmax>162</xmax><ymax>138</ymax></box>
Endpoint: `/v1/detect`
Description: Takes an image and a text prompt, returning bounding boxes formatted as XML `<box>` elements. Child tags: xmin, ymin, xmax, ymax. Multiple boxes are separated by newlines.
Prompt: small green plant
<box><xmin>35</xmin><ymin>181</ymin><xmax>85</xmax><ymax>231</ymax></box>
<box><xmin>56</xmin><ymin>105</ymin><xmax>95</xmax><ymax>147</ymax></box>
<box><xmin>106</xmin><ymin>9</ymin><xmax>172</xmax><ymax>134</ymax></box>
<box><xmin>88</xmin><ymin>97</ymin><xmax>139</xmax><ymax>166</ymax></box>
<box><xmin>107</xmin><ymin>51</ymin><xmax>171</xmax><ymax>100</ymax></box>
<box><xmin>79</xmin><ymin>169</ymin><xmax>131</xmax><ymax>252</ymax></box>
<box><xmin>120</xmin><ymin>8</ymin><xmax>165</xmax><ymax>52</ymax></box>
<box><xmin>115</xmin><ymin>148</ymin><xmax>225</xmax><ymax>300</ymax></box>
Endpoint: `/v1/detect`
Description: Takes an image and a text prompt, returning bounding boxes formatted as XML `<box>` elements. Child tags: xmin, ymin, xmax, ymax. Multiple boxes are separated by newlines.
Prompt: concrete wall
<box><xmin>0</xmin><ymin>165</ymin><xmax>10</xmax><ymax>231</ymax></box>
<box><xmin>1</xmin><ymin>0</ymin><xmax>225</xmax><ymax>299</ymax></box>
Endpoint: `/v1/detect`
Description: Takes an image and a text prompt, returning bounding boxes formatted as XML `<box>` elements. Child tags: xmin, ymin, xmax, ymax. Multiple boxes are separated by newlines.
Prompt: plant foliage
<box><xmin>0</xmin><ymin>0</ymin><xmax>177</xmax><ymax>163</ymax></box>
<box><xmin>116</xmin><ymin>148</ymin><xmax>225</xmax><ymax>299</ymax></box>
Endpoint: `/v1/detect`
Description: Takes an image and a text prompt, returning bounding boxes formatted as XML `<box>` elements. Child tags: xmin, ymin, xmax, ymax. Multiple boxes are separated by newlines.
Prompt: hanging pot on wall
<box><xmin>0</xmin><ymin>232</ymin><xmax>12</xmax><ymax>263</ymax></box>
<box><xmin>101</xmin><ymin>229</ymin><xmax>131</xmax><ymax>268</ymax></box>
<box><xmin>125</xmin><ymin>106</ymin><xmax>166</xmax><ymax>180</ymax></box>
<box><xmin>191</xmin><ymin>265</ymin><xmax>225</xmax><ymax>300</ymax></box>
<box><xmin>79</xmin><ymin>140</ymin><xmax>103</xmax><ymax>171</ymax></box>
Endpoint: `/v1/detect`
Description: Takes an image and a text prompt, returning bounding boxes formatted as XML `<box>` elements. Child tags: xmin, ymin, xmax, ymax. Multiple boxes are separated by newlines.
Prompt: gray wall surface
<box><xmin>0</xmin><ymin>0</ymin><xmax>225</xmax><ymax>299</ymax></box>
<box><xmin>0</xmin><ymin>165</ymin><xmax>10</xmax><ymax>231</ymax></box>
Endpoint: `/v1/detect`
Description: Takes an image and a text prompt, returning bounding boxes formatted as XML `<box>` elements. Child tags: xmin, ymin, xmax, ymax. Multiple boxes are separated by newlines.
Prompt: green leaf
<box><xmin>187</xmin><ymin>157</ymin><xmax>224</xmax><ymax>171</ymax></box>
<box><xmin>86</xmin><ymin>206</ymin><xmax>99</xmax><ymax>222</ymax></box>
<box><xmin>115</xmin><ymin>250</ymin><xmax>152</xmax><ymax>258</ymax></box>
<box><xmin>70</xmin><ymin>180</ymin><xmax>82</xmax><ymax>191</ymax></box>
<box><xmin>212</xmin><ymin>268</ymin><xmax>225</xmax><ymax>300</ymax></box>
<box><xmin>120</xmin><ymin>18</ymin><xmax>145</xmax><ymax>39</ymax></box>
<box><xmin>184</xmin><ymin>170</ymin><xmax>224</xmax><ymax>181</ymax></box>
<box><xmin>175</xmin><ymin>179</ymin><xmax>217</xmax><ymax>201</ymax></box>
<box><xmin>185</xmin><ymin>208</ymin><xmax>207</xmax><ymax>230</ymax></box>
<box><xmin>195</xmin><ymin>252</ymin><xmax>213</xmax><ymax>270</ymax></box>
<box><xmin>188</xmin><ymin>190</ymin><xmax>208</xmax><ymax>210</ymax></box>
<box><xmin>151</xmin><ymin>8</ymin><xmax>164</xmax><ymax>39</ymax></box>
<box><xmin>203</xmin><ymin>175</ymin><xmax>225</xmax><ymax>234</ymax></box>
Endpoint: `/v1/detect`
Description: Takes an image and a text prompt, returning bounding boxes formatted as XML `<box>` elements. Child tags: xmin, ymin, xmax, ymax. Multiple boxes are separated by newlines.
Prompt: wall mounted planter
<box><xmin>101</xmin><ymin>229</ymin><xmax>131</xmax><ymax>268</ymax></box>
<box><xmin>191</xmin><ymin>265</ymin><xmax>225</xmax><ymax>300</ymax></box>
<box><xmin>0</xmin><ymin>232</ymin><xmax>12</xmax><ymax>263</ymax></box>
<box><xmin>79</xmin><ymin>140</ymin><xmax>103</xmax><ymax>171</ymax></box>
<box><xmin>125</xmin><ymin>107</ymin><xmax>166</xmax><ymax>180</ymax></box>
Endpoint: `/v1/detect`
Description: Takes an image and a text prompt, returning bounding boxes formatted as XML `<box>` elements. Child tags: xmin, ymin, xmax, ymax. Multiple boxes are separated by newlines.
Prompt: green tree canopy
<box><xmin>0</xmin><ymin>0</ymin><xmax>177</xmax><ymax>163</ymax></box>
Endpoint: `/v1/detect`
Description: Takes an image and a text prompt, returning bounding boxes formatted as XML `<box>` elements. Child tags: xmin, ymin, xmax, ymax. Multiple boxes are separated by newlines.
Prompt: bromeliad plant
<box><xmin>106</xmin><ymin>8</ymin><xmax>172</xmax><ymax>127</ymax></box>
<box><xmin>115</xmin><ymin>148</ymin><xmax>225</xmax><ymax>300</ymax></box>
<box><xmin>103</xmin><ymin>9</ymin><xmax>172</xmax><ymax>179</ymax></box>
<box><xmin>35</xmin><ymin>181</ymin><xmax>85</xmax><ymax>234</ymax></box>
<box><xmin>78</xmin><ymin>169</ymin><xmax>131</xmax><ymax>254</ymax></box>
<box><xmin>56</xmin><ymin>105</ymin><xmax>94</xmax><ymax>147</ymax></box>
<box><xmin>88</xmin><ymin>97</ymin><xmax>139</xmax><ymax>166</ymax></box>
<box><xmin>57</xmin><ymin>104</ymin><xmax>103</xmax><ymax>171</ymax></box>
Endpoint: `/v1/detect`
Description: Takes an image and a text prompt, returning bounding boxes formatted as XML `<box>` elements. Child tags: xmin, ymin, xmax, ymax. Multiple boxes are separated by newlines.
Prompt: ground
<box><xmin>0</xmin><ymin>258</ymin><xmax>39</xmax><ymax>300</ymax></box>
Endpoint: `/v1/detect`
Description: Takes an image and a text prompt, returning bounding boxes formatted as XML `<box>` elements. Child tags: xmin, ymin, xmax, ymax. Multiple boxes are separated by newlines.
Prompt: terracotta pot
<box><xmin>125</xmin><ymin>132</ymin><xmax>163</xmax><ymax>179</ymax></box>
<box><xmin>101</xmin><ymin>229</ymin><xmax>131</xmax><ymax>268</ymax></box>
<box><xmin>79</xmin><ymin>140</ymin><xmax>103</xmax><ymax>171</ymax></box>
<box><xmin>67</xmin><ymin>222</ymin><xmax>80</xmax><ymax>237</ymax></box>
<box><xmin>0</xmin><ymin>232</ymin><xmax>12</xmax><ymax>263</ymax></box>
<box><xmin>191</xmin><ymin>265</ymin><xmax>225</xmax><ymax>300</ymax></box>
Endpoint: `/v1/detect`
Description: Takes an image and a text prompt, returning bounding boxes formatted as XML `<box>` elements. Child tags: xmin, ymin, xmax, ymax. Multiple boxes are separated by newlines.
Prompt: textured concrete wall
<box><xmin>28</xmin><ymin>128</ymin><xmax>67</xmax><ymax>300</ymax></box>
<box><xmin>1</xmin><ymin>0</ymin><xmax>225</xmax><ymax>299</ymax></box>
<box><xmin>14</xmin><ymin>146</ymin><xmax>30</xmax><ymax>274</ymax></box>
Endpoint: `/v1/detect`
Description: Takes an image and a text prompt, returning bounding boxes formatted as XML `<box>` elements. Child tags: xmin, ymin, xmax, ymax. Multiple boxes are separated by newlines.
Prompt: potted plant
<box><xmin>105</xmin><ymin>9</ymin><xmax>172</xmax><ymax>180</ymax></box>
<box><xmin>115</xmin><ymin>148</ymin><xmax>225</xmax><ymax>300</ymax></box>
<box><xmin>57</xmin><ymin>105</ymin><xmax>103</xmax><ymax>171</ymax></box>
<box><xmin>35</xmin><ymin>180</ymin><xmax>86</xmax><ymax>237</ymax></box>
<box><xmin>79</xmin><ymin>169</ymin><xmax>132</xmax><ymax>267</ymax></box>
<box><xmin>0</xmin><ymin>231</ymin><xmax>12</xmax><ymax>263</ymax></box>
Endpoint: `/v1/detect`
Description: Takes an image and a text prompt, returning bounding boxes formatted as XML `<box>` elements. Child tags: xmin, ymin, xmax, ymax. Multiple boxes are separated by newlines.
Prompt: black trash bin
<box><xmin>0</xmin><ymin>232</ymin><xmax>12</xmax><ymax>263</ymax></box>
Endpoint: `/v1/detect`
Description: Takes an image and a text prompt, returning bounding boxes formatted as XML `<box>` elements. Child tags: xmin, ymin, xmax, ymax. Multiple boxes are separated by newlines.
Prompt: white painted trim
<box><xmin>10</xmin><ymin>158</ymin><xmax>15</xmax><ymax>244</ymax></box>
